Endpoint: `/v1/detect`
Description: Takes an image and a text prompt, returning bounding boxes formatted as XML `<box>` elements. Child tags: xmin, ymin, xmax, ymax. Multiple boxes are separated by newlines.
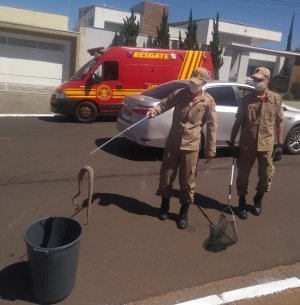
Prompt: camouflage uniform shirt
<box><xmin>153</xmin><ymin>87</ymin><xmax>217</xmax><ymax>156</ymax></box>
<box><xmin>236</xmin><ymin>89</ymin><xmax>284</xmax><ymax>152</ymax></box>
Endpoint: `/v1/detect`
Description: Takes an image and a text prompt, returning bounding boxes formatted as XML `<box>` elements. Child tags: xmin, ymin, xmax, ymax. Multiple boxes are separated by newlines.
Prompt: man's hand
<box><xmin>272</xmin><ymin>144</ymin><xmax>283</xmax><ymax>162</ymax></box>
<box><xmin>226</xmin><ymin>140</ymin><xmax>239</xmax><ymax>159</ymax></box>
<box><xmin>146</xmin><ymin>108</ymin><xmax>156</xmax><ymax>118</ymax></box>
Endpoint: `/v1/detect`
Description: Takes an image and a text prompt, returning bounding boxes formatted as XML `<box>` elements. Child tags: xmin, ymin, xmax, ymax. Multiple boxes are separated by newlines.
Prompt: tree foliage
<box><xmin>282</xmin><ymin>12</ymin><xmax>295</xmax><ymax>76</ymax></box>
<box><xmin>121</xmin><ymin>10</ymin><xmax>139</xmax><ymax>47</ymax></box>
<box><xmin>178</xmin><ymin>31</ymin><xmax>184</xmax><ymax>49</ymax></box>
<box><xmin>208</xmin><ymin>13</ymin><xmax>224</xmax><ymax>80</ymax></box>
<box><xmin>110</xmin><ymin>32</ymin><xmax>123</xmax><ymax>47</ymax></box>
<box><xmin>155</xmin><ymin>8</ymin><xmax>170</xmax><ymax>49</ymax></box>
<box><xmin>183</xmin><ymin>9</ymin><xmax>199</xmax><ymax>50</ymax></box>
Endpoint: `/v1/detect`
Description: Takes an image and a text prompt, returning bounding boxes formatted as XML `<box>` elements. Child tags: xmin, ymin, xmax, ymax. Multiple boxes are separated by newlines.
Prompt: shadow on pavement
<box><xmin>0</xmin><ymin>261</ymin><xmax>37</xmax><ymax>304</ymax></box>
<box><xmin>92</xmin><ymin>191</ymin><xmax>236</xmax><ymax>220</ymax></box>
<box><xmin>96</xmin><ymin>192</ymin><xmax>160</xmax><ymax>215</ymax></box>
<box><xmin>194</xmin><ymin>192</ymin><xmax>237</xmax><ymax>216</ymax></box>
<box><xmin>38</xmin><ymin>115</ymin><xmax>74</xmax><ymax>123</ymax></box>
<box><xmin>94</xmin><ymin>137</ymin><xmax>164</xmax><ymax>161</ymax></box>
<box><xmin>93</xmin><ymin>192</ymin><xmax>177</xmax><ymax>222</ymax></box>
<box><xmin>39</xmin><ymin>115</ymin><xmax>117</xmax><ymax>124</ymax></box>
<box><xmin>93</xmin><ymin>137</ymin><xmax>235</xmax><ymax>161</ymax></box>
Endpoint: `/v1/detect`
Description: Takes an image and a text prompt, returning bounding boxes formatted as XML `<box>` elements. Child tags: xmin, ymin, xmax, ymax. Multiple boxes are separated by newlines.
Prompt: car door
<box><xmin>204</xmin><ymin>85</ymin><xmax>240</xmax><ymax>147</ymax></box>
<box><xmin>204</xmin><ymin>84</ymin><xmax>255</xmax><ymax>147</ymax></box>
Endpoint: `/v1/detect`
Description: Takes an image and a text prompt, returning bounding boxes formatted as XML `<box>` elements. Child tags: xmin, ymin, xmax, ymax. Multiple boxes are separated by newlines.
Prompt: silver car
<box><xmin>117</xmin><ymin>80</ymin><xmax>300</xmax><ymax>155</ymax></box>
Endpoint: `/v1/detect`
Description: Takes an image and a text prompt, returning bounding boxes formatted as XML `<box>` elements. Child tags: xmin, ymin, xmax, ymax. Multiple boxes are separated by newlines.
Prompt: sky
<box><xmin>1</xmin><ymin>0</ymin><xmax>300</xmax><ymax>51</ymax></box>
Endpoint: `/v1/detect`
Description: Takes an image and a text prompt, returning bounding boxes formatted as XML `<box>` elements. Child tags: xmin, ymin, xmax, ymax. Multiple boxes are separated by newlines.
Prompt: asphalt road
<box><xmin>1</xmin><ymin>116</ymin><xmax>300</xmax><ymax>305</ymax></box>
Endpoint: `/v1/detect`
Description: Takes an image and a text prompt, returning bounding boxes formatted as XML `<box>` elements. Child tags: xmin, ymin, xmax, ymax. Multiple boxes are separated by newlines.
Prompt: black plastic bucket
<box><xmin>24</xmin><ymin>216</ymin><xmax>82</xmax><ymax>304</ymax></box>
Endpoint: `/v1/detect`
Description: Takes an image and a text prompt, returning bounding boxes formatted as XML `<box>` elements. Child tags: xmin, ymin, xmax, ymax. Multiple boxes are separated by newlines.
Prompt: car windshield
<box><xmin>71</xmin><ymin>59</ymin><xmax>98</xmax><ymax>80</ymax></box>
<box><xmin>142</xmin><ymin>82</ymin><xmax>187</xmax><ymax>99</ymax></box>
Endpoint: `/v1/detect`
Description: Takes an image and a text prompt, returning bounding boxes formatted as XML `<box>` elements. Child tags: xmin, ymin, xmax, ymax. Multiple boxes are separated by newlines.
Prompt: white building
<box><xmin>75</xmin><ymin>2</ymin><xmax>300</xmax><ymax>84</ymax></box>
<box><xmin>172</xmin><ymin>18</ymin><xmax>285</xmax><ymax>81</ymax></box>
<box><xmin>0</xmin><ymin>5</ymin><xmax>79</xmax><ymax>94</ymax></box>
<box><xmin>74</xmin><ymin>5</ymin><xmax>141</xmax><ymax>33</ymax></box>
<box><xmin>0</xmin><ymin>1</ymin><xmax>299</xmax><ymax>96</ymax></box>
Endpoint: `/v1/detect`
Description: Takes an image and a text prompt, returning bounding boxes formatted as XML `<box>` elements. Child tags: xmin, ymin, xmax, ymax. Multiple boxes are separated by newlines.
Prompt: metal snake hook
<box><xmin>89</xmin><ymin>116</ymin><xmax>149</xmax><ymax>156</ymax></box>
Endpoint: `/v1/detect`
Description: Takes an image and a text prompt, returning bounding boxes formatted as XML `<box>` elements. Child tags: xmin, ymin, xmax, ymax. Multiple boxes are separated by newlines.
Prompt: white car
<box><xmin>117</xmin><ymin>80</ymin><xmax>300</xmax><ymax>155</ymax></box>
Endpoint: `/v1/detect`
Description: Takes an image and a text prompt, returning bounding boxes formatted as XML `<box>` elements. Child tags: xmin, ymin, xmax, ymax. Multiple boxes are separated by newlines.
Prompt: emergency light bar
<box><xmin>87</xmin><ymin>47</ymin><xmax>105</xmax><ymax>56</ymax></box>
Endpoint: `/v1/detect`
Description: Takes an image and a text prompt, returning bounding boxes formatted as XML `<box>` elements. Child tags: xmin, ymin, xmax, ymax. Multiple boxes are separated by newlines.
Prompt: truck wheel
<box><xmin>285</xmin><ymin>126</ymin><xmax>300</xmax><ymax>155</ymax></box>
<box><xmin>74</xmin><ymin>101</ymin><xmax>98</xmax><ymax>123</ymax></box>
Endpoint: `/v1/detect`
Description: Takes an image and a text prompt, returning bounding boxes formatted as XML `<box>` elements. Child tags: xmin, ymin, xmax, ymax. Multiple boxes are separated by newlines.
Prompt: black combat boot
<box><xmin>253</xmin><ymin>192</ymin><xmax>264</xmax><ymax>216</ymax></box>
<box><xmin>177</xmin><ymin>203</ymin><xmax>189</xmax><ymax>230</ymax></box>
<box><xmin>158</xmin><ymin>197</ymin><xmax>170</xmax><ymax>220</ymax></box>
<box><xmin>238</xmin><ymin>196</ymin><xmax>247</xmax><ymax>219</ymax></box>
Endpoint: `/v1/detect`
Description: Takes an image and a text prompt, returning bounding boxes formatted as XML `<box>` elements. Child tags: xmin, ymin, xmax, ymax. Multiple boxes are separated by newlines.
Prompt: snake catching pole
<box><xmin>89</xmin><ymin>116</ymin><xmax>149</xmax><ymax>156</ymax></box>
<box><xmin>72</xmin><ymin>116</ymin><xmax>149</xmax><ymax>224</ymax></box>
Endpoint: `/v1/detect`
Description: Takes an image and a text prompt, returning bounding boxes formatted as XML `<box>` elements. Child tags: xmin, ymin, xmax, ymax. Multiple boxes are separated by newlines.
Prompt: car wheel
<box><xmin>74</xmin><ymin>101</ymin><xmax>98</xmax><ymax>123</ymax></box>
<box><xmin>285</xmin><ymin>126</ymin><xmax>300</xmax><ymax>155</ymax></box>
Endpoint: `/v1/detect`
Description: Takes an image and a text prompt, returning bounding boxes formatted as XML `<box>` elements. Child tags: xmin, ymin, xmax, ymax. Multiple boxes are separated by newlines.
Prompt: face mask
<box><xmin>188</xmin><ymin>82</ymin><xmax>202</xmax><ymax>94</ymax></box>
<box><xmin>254</xmin><ymin>81</ymin><xmax>266</xmax><ymax>92</ymax></box>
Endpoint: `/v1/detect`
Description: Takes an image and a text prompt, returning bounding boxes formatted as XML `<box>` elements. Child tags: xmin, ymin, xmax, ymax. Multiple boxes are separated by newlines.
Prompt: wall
<box><xmin>132</xmin><ymin>2</ymin><xmax>169</xmax><ymax>36</ymax></box>
<box><xmin>0</xmin><ymin>30</ymin><xmax>72</xmax><ymax>93</ymax></box>
<box><xmin>75</xmin><ymin>6</ymin><xmax>141</xmax><ymax>32</ymax></box>
<box><xmin>77</xmin><ymin>27</ymin><xmax>151</xmax><ymax>68</ymax></box>
<box><xmin>94</xmin><ymin>6</ymin><xmax>141</xmax><ymax>30</ymax></box>
<box><xmin>0</xmin><ymin>5</ymin><xmax>68</xmax><ymax>31</ymax></box>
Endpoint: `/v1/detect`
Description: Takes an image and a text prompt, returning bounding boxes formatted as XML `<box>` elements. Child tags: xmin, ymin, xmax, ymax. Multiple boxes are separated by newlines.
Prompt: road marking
<box><xmin>0</xmin><ymin>114</ymin><xmax>56</xmax><ymax>117</ymax></box>
<box><xmin>8</xmin><ymin>210</ymin><xmax>32</xmax><ymax>229</ymax></box>
<box><xmin>176</xmin><ymin>277</ymin><xmax>300</xmax><ymax>304</ymax></box>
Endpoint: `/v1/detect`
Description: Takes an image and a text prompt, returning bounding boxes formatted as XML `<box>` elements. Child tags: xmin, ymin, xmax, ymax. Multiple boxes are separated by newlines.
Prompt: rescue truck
<box><xmin>50</xmin><ymin>46</ymin><xmax>214</xmax><ymax>123</ymax></box>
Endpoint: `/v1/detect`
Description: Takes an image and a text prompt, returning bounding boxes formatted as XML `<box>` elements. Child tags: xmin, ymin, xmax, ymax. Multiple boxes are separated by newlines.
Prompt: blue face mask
<box><xmin>188</xmin><ymin>82</ymin><xmax>202</xmax><ymax>94</ymax></box>
<box><xmin>254</xmin><ymin>81</ymin><xmax>266</xmax><ymax>92</ymax></box>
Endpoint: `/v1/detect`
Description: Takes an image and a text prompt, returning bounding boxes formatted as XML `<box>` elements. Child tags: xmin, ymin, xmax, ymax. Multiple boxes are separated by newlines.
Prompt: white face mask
<box><xmin>254</xmin><ymin>81</ymin><xmax>266</xmax><ymax>92</ymax></box>
<box><xmin>188</xmin><ymin>82</ymin><xmax>202</xmax><ymax>94</ymax></box>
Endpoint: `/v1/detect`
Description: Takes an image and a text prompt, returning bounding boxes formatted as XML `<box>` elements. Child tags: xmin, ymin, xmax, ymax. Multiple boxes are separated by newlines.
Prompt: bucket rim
<box><xmin>23</xmin><ymin>216</ymin><xmax>82</xmax><ymax>251</ymax></box>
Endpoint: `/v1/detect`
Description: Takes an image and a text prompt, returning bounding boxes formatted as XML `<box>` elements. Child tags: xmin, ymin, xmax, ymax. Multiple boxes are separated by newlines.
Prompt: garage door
<box><xmin>0</xmin><ymin>35</ymin><xmax>66</xmax><ymax>94</ymax></box>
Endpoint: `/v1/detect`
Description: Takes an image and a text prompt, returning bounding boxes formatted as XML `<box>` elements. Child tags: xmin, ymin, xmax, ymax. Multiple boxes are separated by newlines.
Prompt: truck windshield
<box><xmin>71</xmin><ymin>59</ymin><xmax>97</xmax><ymax>80</ymax></box>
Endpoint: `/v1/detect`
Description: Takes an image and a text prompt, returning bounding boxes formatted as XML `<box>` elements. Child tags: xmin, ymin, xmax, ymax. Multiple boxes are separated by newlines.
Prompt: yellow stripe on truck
<box><xmin>178</xmin><ymin>51</ymin><xmax>193</xmax><ymax>79</ymax></box>
<box><xmin>113</xmin><ymin>89</ymin><xmax>143</xmax><ymax>96</ymax></box>
<box><xmin>196</xmin><ymin>52</ymin><xmax>204</xmax><ymax>71</ymax></box>
<box><xmin>188</xmin><ymin>52</ymin><xmax>203</xmax><ymax>78</ymax></box>
<box><xmin>113</xmin><ymin>89</ymin><xmax>144</xmax><ymax>99</ymax></box>
<box><xmin>189</xmin><ymin>51</ymin><xmax>199</xmax><ymax>78</ymax></box>
<box><xmin>63</xmin><ymin>88</ymin><xmax>143</xmax><ymax>100</ymax></box>
<box><xmin>64</xmin><ymin>89</ymin><xmax>96</xmax><ymax>98</ymax></box>
<box><xmin>178</xmin><ymin>51</ymin><xmax>204</xmax><ymax>80</ymax></box>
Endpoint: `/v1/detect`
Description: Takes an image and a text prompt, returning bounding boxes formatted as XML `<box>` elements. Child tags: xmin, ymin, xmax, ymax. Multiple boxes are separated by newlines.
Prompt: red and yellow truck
<box><xmin>50</xmin><ymin>46</ymin><xmax>214</xmax><ymax>122</ymax></box>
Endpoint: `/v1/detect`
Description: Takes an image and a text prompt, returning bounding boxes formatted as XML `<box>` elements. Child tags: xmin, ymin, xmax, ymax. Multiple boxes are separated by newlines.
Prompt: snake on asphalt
<box><xmin>72</xmin><ymin>165</ymin><xmax>94</xmax><ymax>224</ymax></box>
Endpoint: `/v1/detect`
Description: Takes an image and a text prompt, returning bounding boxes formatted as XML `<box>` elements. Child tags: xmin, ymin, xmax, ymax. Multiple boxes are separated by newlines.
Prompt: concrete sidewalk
<box><xmin>125</xmin><ymin>262</ymin><xmax>300</xmax><ymax>305</ymax></box>
<box><xmin>0</xmin><ymin>92</ymin><xmax>52</xmax><ymax>114</ymax></box>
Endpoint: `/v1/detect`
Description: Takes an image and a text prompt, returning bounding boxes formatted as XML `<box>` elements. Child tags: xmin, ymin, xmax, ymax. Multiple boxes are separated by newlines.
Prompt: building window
<box><xmin>8</xmin><ymin>37</ymin><xmax>36</xmax><ymax>48</ymax></box>
<box><xmin>38</xmin><ymin>41</ymin><xmax>65</xmax><ymax>51</ymax></box>
<box><xmin>205</xmin><ymin>86</ymin><xmax>237</xmax><ymax>106</ymax></box>
<box><xmin>104</xmin><ymin>21</ymin><xmax>122</xmax><ymax>32</ymax></box>
<box><xmin>0</xmin><ymin>36</ymin><xmax>64</xmax><ymax>52</ymax></box>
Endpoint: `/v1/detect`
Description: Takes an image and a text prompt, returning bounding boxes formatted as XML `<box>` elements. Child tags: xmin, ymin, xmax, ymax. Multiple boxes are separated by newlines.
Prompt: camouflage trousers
<box><xmin>157</xmin><ymin>146</ymin><xmax>199</xmax><ymax>204</ymax></box>
<box><xmin>236</xmin><ymin>149</ymin><xmax>275</xmax><ymax>196</ymax></box>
